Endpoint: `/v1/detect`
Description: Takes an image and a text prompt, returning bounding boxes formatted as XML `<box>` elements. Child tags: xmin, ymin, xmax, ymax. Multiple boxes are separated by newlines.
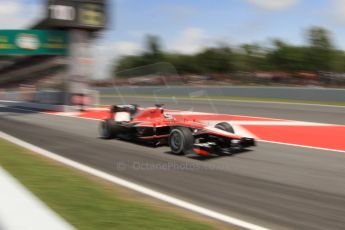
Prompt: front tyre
<box><xmin>100</xmin><ymin>119</ymin><xmax>118</xmax><ymax>139</ymax></box>
<box><xmin>169</xmin><ymin>127</ymin><xmax>194</xmax><ymax>155</ymax></box>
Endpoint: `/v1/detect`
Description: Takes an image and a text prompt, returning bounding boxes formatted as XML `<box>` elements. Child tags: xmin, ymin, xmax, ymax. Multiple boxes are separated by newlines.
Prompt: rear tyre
<box><xmin>215</xmin><ymin>122</ymin><xmax>235</xmax><ymax>133</ymax></box>
<box><xmin>168</xmin><ymin>127</ymin><xmax>194</xmax><ymax>155</ymax></box>
<box><xmin>100</xmin><ymin>119</ymin><xmax>119</xmax><ymax>139</ymax></box>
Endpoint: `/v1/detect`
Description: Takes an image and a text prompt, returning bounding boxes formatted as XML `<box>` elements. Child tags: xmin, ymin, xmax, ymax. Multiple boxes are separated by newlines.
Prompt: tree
<box><xmin>114</xmin><ymin>35</ymin><xmax>165</xmax><ymax>76</ymax></box>
<box><xmin>308</xmin><ymin>27</ymin><xmax>333</xmax><ymax>50</ymax></box>
<box><xmin>165</xmin><ymin>53</ymin><xmax>200</xmax><ymax>74</ymax></box>
<box><xmin>306</xmin><ymin>27</ymin><xmax>335</xmax><ymax>71</ymax></box>
<box><xmin>238</xmin><ymin>43</ymin><xmax>266</xmax><ymax>71</ymax></box>
<box><xmin>143</xmin><ymin>35</ymin><xmax>164</xmax><ymax>63</ymax></box>
<box><xmin>113</xmin><ymin>28</ymin><xmax>345</xmax><ymax>79</ymax></box>
<box><xmin>115</xmin><ymin>56</ymin><xmax>146</xmax><ymax>74</ymax></box>
<box><xmin>194</xmin><ymin>47</ymin><xmax>234</xmax><ymax>73</ymax></box>
<box><xmin>267</xmin><ymin>39</ymin><xmax>308</xmax><ymax>71</ymax></box>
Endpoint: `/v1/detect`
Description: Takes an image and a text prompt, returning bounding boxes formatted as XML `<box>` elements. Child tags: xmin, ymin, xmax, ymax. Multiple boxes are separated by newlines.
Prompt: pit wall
<box><xmin>0</xmin><ymin>90</ymin><xmax>99</xmax><ymax>111</ymax></box>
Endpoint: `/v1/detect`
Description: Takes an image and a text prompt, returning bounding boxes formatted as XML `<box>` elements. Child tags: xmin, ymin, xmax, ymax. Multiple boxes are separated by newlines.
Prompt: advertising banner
<box><xmin>0</xmin><ymin>30</ymin><xmax>68</xmax><ymax>55</ymax></box>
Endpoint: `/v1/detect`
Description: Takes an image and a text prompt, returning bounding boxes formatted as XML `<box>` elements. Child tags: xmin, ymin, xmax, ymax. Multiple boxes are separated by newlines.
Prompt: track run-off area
<box><xmin>1</xmin><ymin>97</ymin><xmax>345</xmax><ymax>230</ymax></box>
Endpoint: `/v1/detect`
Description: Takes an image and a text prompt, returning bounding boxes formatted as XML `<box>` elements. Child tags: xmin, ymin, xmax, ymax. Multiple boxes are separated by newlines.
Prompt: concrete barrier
<box><xmin>0</xmin><ymin>90</ymin><xmax>100</xmax><ymax>111</ymax></box>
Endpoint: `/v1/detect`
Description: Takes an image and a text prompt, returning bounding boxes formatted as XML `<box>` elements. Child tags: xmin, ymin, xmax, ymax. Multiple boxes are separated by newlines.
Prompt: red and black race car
<box><xmin>100</xmin><ymin>104</ymin><xmax>255</xmax><ymax>156</ymax></box>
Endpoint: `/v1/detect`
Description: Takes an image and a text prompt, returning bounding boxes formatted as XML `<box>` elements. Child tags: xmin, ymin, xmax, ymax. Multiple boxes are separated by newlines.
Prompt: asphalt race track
<box><xmin>1</xmin><ymin>98</ymin><xmax>345</xmax><ymax>230</ymax></box>
<box><xmin>102</xmin><ymin>96</ymin><xmax>345</xmax><ymax>125</ymax></box>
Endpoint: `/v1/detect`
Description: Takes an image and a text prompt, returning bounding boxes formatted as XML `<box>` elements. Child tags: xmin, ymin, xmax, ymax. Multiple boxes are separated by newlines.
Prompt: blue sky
<box><xmin>105</xmin><ymin>0</ymin><xmax>345</xmax><ymax>49</ymax></box>
<box><xmin>1</xmin><ymin>0</ymin><xmax>345</xmax><ymax>78</ymax></box>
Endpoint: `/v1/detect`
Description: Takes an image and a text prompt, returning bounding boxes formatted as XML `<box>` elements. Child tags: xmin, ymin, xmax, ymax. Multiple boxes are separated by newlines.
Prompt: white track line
<box><xmin>205</xmin><ymin>120</ymin><xmax>332</xmax><ymax>127</ymax></box>
<box><xmin>230</xmin><ymin>121</ymin><xmax>331</xmax><ymax>126</ymax></box>
<box><xmin>259</xmin><ymin>140</ymin><xmax>345</xmax><ymax>153</ymax></box>
<box><xmin>49</xmin><ymin>112</ymin><xmax>81</xmax><ymax>116</ymax></box>
<box><xmin>0</xmin><ymin>131</ymin><xmax>269</xmax><ymax>230</ymax></box>
<box><xmin>0</xmin><ymin>167</ymin><xmax>74</xmax><ymax>230</ymax></box>
<box><xmin>228</xmin><ymin>113</ymin><xmax>344</xmax><ymax>127</ymax></box>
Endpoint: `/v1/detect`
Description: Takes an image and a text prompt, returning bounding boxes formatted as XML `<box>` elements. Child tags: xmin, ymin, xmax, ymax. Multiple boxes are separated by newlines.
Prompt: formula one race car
<box><xmin>100</xmin><ymin>104</ymin><xmax>255</xmax><ymax>156</ymax></box>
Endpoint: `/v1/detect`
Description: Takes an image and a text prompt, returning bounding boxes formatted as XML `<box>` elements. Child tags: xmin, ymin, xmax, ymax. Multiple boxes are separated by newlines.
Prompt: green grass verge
<box><xmin>0</xmin><ymin>138</ymin><xmax>218</xmax><ymax>230</ymax></box>
<box><xmin>101</xmin><ymin>94</ymin><xmax>345</xmax><ymax>106</ymax></box>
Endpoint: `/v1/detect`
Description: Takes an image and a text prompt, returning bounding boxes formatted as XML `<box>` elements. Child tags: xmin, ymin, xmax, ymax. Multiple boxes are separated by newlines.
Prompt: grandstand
<box><xmin>0</xmin><ymin>0</ymin><xmax>106</xmax><ymax>108</ymax></box>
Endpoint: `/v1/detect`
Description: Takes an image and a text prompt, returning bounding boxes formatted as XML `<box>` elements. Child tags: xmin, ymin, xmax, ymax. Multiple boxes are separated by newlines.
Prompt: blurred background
<box><xmin>102</xmin><ymin>0</ymin><xmax>345</xmax><ymax>88</ymax></box>
<box><xmin>0</xmin><ymin>0</ymin><xmax>345</xmax><ymax>106</ymax></box>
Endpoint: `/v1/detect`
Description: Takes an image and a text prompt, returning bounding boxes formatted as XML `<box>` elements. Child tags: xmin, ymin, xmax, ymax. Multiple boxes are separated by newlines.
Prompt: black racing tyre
<box><xmin>100</xmin><ymin>119</ymin><xmax>119</xmax><ymax>139</ymax></box>
<box><xmin>215</xmin><ymin>122</ymin><xmax>235</xmax><ymax>133</ymax></box>
<box><xmin>168</xmin><ymin>127</ymin><xmax>194</xmax><ymax>155</ymax></box>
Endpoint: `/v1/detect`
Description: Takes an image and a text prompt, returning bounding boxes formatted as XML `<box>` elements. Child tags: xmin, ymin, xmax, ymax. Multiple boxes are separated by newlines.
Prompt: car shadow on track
<box><xmin>98</xmin><ymin>137</ymin><xmax>163</xmax><ymax>148</ymax></box>
<box><xmin>164</xmin><ymin>149</ymin><xmax>254</xmax><ymax>161</ymax></box>
<box><xmin>98</xmin><ymin>137</ymin><xmax>254</xmax><ymax>161</ymax></box>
